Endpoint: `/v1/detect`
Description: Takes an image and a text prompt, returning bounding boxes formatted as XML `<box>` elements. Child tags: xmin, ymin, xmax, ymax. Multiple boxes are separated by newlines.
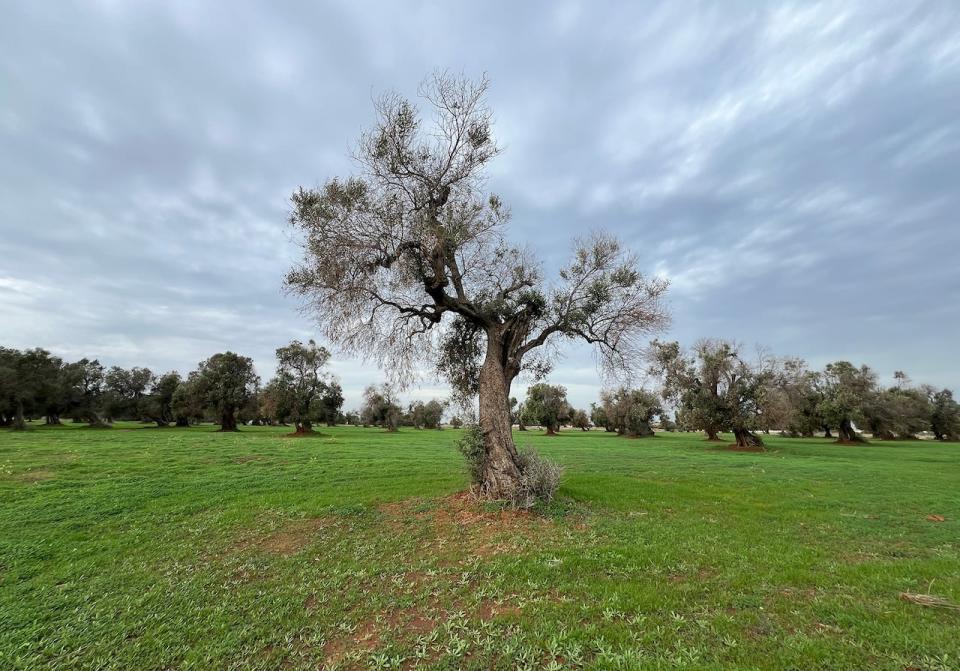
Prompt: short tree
<box><xmin>68</xmin><ymin>358</ymin><xmax>108</xmax><ymax>427</ymax></box>
<box><xmin>649</xmin><ymin>339</ymin><xmax>770</xmax><ymax>448</ymax></box>
<box><xmin>571</xmin><ymin>408</ymin><xmax>591</xmax><ymax>431</ymax></box>
<box><xmin>0</xmin><ymin>348</ymin><xmax>62</xmax><ymax>430</ymax></box>
<box><xmin>523</xmin><ymin>383</ymin><xmax>571</xmax><ymax>435</ymax></box>
<box><xmin>600</xmin><ymin>387</ymin><xmax>661</xmax><ymax>437</ymax></box>
<box><xmin>314</xmin><ymin>381</ymin><xmax>345</xmax><ymax>427</ymax></box>
<box><xmin>143</xmin><ymin>372</ymin><xmax>181</xmax><ymax>427</ymax></box>
<box><xmin>817</xmin><ymin>361</ymin><xmax>875</xmax><ymax>443</ymax></box>
<box><xmin>191</xmin><ymin>352</ymin><xmax>259</xmax><ymax>432</ymax></box>
<box><xmin>927</xmin><ymin>387</ymin><xmax>960</xmax><ymax>441</ymax></box>
<box><xmin>361</xmin><ymin>384</ymin><xmax>402</xmax><ymax>431</ymax></box>
<box><xmin>409</xmin><ymin>399</ymin><xmax>446</xmax><ymax>429</ymax></box>
<box><xmin>590</xmin><ymin>402</ymin><xmax>614</xmax><ymax>432</ymax></box>
<box><xmin>103</xmin><ymin>366</ymin><xmax>154</xmax><ymax>422</ymax></box>
<box><xmin>284</xmin><ymin>73</ymin><xmax>669</xmax><ymax>498</ymax></box>
<box><xmin>274</xmin><ymin>339</ymin><xmax>333</xmax><ymax>434</ymax></box>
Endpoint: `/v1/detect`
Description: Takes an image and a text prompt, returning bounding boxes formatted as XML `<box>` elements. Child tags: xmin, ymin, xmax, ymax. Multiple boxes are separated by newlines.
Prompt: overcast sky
<box><xmin>2</xmin><ymin>0</ymin><xmax>959</xmax><ymax>410</ymax></box>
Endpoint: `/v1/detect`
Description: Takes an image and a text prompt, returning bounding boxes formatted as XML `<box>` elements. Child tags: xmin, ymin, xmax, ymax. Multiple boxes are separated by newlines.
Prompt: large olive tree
<box><xmin>286</xmin><ymin>73</ymin><xmax>669</xmax><ymax>498</ymax></box>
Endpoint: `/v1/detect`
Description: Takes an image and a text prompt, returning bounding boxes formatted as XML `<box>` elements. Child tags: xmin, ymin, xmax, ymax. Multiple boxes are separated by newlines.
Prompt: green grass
<box><xmin>1</xmin><ymin>424</ymin><xmax>958</xmax><ymax>670</ymax></box>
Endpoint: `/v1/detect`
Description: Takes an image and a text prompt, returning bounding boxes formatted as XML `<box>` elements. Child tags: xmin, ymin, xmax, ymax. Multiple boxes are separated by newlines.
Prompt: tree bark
<box><xmin>544</xmin><ymin>424</ymin><xmax>557</xmax><ymax>436</ymax></box>
<box><xmin>822</xmin><ymin>425</ymin><xmax>833</xmax><ymax>438</ymax></box>
<box><xmin>220</xmin><ymin>409</ymin><xmax>239</xmax><ymax>432</ymax></box>
<box><xmin>45</xmin><ymin>415</ymin><xmax>61</xmax><ymax>425</ymax></box>
<box><xmin>295</xmin><ymin>419</ymin><xmax>313</xmax><ymax>434</ymax></box>
<box><xmin>11</xmin><ymin>400</ymin><xmax>26</xmax><ymax>431</ymax></box>
<box><xmin>837</xmin><ymin>418</ymin><xmax>864</xmax><ymax>443</ymax></box>
<box><xmin>705</xmin><ymin>427</ymin><xmax>721</xmax><ymax>441</ymax></box>
<box><xmin>477</xmin><ymin>333</ymin><xmax>523</xmax><ymax>499</ymax></box>
<box><xmin>732</xmin><ymin>427</ymin><xmax>764</xmax><ymax>448</ymax></box>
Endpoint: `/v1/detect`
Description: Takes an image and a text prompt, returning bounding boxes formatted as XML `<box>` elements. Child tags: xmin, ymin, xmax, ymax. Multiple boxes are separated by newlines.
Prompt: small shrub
<box><xmin>455</xmin><ymin>424</ymin><xmax>485</xmax><ymax>485</ymax></box>
<box><xmin>516</xmin><ymin>446</ymin><xmax>563</xmax><ymax>507</ymax></box>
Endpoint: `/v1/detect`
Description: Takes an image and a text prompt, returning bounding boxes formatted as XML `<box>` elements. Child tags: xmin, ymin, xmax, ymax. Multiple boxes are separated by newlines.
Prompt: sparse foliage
<box><xmin>285</xmin><ymin>72</ymin><xmax>669</xmax><ymax>498</ymax></box>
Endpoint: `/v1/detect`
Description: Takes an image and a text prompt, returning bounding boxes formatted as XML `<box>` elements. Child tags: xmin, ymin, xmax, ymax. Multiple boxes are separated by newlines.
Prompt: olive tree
<box><xmin>275</xmin><ymin>339</ymin><xmax>333</xmax><ymax>434</ymax></box>
<box><xmin>927</xmin><ymin>387</ymin><xmax>960</xmax><ymax>441</ymax></box>
<box><xmin>522</xmin><ymin>383</ymin><xmax>571</xmax><ymax>435</ymax></box>
<box><xmin>600</xmin><ymin>387</ymin><xmax>661</xmax><ymax>437</ymax></box>
<box><xmin>191</xmin><ymin>352</ymin><xmax>259</xmax><ymax>432</ymax></box>
<box><xmin>285</xmin><ymin>73</ymin><xmax>668</xmax><ymax>498</ymax></box>
<box><xmin>361</xmin><ymin>384</ymin><xmax>402</xmax><ymax>431</ymax></box>
<box><xmin>817</xmin><ymin>361</ymin><xmax>875</xmax><ymax>443</ymax></box>
<box><xmin>649</xmin><ymin>339</ymin><xmax>770</xmax><ymax>448</ymax></box>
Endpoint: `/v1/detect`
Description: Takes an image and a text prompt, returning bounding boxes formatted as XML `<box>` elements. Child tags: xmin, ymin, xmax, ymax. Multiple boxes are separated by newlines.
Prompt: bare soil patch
<box><xmin>235</xmin><ymin>517</ymin><xmax>336</xmax><ymax>557</ymax></box>
<box><xmin>17</xmin><ymin>468</ymin><xmax>55</xmax><ymax>482</ymax></box>
<box><xmin>377</xmin><ymin>491</ymin><xmax>559</xmax><ymax>561</ymax></box>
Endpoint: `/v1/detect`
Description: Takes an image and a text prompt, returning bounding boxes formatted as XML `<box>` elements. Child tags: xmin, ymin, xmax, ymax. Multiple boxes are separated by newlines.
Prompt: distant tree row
<box><xmin>0</xmin><ymin>343</ymin><xmax>458</xmax><ymax>434</ymax></box>
<box><xmin>0</xmin><ymin>342</ymin><xmax>340</xmax><ymax>432</ymax></box>
<box><xmin>512</xmin><ymin>339</ymin><xmax>960</xmax><ymax>447</ymax></box>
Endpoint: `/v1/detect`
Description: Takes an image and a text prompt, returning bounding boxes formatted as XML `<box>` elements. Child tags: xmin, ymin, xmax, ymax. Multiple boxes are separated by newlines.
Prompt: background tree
<box><xmin>927</xmin><ymin>387</ymin><xmax>960</xmax><ymax>440</ymax></box>
<box><xmin>523</xmin><ymin>383</ymin><xmax>572</xmax><ymax>435</ymax></box>
<box><xmin>314</xmin><ymin>381</ymin><xmax>344</xmax><ymax>427</ymax></box>
<box><xmin>143</xmin><ymin>372</ymin><xmax>181</xmax><ymax>427</ymax></box>
<box><xmin>103</xmin><ymin>366</ymin><xmax>154</xmax><ymax>422</ymax></box>
<box><xmin>590</xmin><ymin>402</ymin><xmax>614</xmax><ymax>432</ymax></box>
<box><xmin>765</xmin><ymin>358</ymin><xmax>823</xmax><ymax>437</ymax></box>
<box><xmin>571</xmin><ymin>408</ymin><xmax>591</xmax><ymax>431</ymax></box>
<box><xmin>274</xmin><ymin>339</ymin><xmax>332</xmax><ymax>434</ymax></box>
<box><xmin>284</xmin><ymin>72</ymin><xmax>669</xmax><ymax>499</ymax></box>
<box><xmin>408</xmin><ymin>399</ymin><xmax>445</xmax><ymax>429</ymax></box>
<box><xmin>600</xmin><ymin>387</ymin><xmax>661</xmax><ymax>437</ymax></box>
<box><xmin>0</xmin><ymin>348</ymin><xmax>63</xmax><ymax>430</ymax></box>
<box><xmin>817</xmin><ymin>361</ymin><xmax>876</xmax><ymax>443</ymax></box>
<box><xmin>649</xmin><ymin>339</ymin><xmax>770</xmax><ymax>448</ymax></box>
<box><xmin>449</xmin><ymin>416</ymin><xmax>464</xmax><ymax>429</ymax></box>
<box><xmin>510</xmin><ymin>397</ymin><xmax>527</xmax><ymax>431</ymax></box>
<box><xmin>361</xmin><ymin>384</ymin><xmax>402</xmax><ymax>431</ymax></box>
<box><xmin>191</xmin><ymin>352</ymin><xmax>259</xmax><ymax>432</ymax></box>
<box><xmin>648</xmin><ymin>340</ymin><xmax>725</xmax><ymax>442</ymax></box>
<box><xmin>70</xmin><ymin>358</ymin><xmax>107</xmax><ymax>427</ymax></box>
<box><xmin>258</xmin><ymin>377</ymin><xmax>293</xmax><ymax>425</ymax></box>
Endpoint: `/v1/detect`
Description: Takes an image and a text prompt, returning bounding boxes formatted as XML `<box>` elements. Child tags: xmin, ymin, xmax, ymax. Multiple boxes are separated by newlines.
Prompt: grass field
<box><xmin>1</xmin><ymin>424</ymin><xmax>957</xmax><ymax>670</ymax></box>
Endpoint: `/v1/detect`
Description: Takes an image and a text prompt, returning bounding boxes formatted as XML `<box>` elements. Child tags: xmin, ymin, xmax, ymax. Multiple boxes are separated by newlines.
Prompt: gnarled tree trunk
<box><xmin>837</xmin><ymin>418</ymin><xmax>864</xmax><ymax>443</ymax></box>
<box><xmin>732</xmin><ymin>427</ymin><xmax>764</xmax><ymax>448</ymax></box>
<box><xmin>705</xmin><ymin>427</ymin><xmax>721</xmax><ymax>441</ymax></box>
<box><xmin>477</xmin><ymin>334</ymin><xmax>523</xmax><ymax>499</ymax></box>
<box><xmin>295</xmin><ymin>419</ymin><xmax>313</xmax><ymax>434</ymax></box>
<box><xmin>12</xmin><ymin>400</ymin><xmax>26</xmax><ymax>431</ymax></box>
<box><xmin>220</xmin><ymin>409</ymin><xmax>238</xmax><ymax>432</ymax></box>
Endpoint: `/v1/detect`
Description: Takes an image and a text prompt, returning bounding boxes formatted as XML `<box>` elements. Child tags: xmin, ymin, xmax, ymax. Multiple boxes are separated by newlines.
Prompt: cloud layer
<box><xmin>2</xmin><ymin>0</ymin><xmax>958</xmax><ymax>409</ymax></box>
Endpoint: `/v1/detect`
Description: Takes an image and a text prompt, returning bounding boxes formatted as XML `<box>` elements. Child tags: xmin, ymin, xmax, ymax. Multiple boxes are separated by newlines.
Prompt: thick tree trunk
<box><xmin>544</xmin><ymin>424</ymin><xmax>557</xmax><ymax>436</ymax></box>
<box><xmin>175</xmin><ymin>417</ymin><xmax>189</xmax><ymax>427</ymax></box>
<box><xmin>46</xmin><ymin>415</ymin><xmax>61</xmax><ymax>425</ymax></box>
<box><xmin>87</xmin><ymin>411</ymin><xmax>109</xmax><ymax>429</ymax></box>
<box><xmin>11</xmin><ymin>400</ymin><xmax>27</xmax><ymax>431</ymax></box>
<box><xmin>822</xmin><ymin>425</ymin><xmax>833</xmax><ymax>438</ymax></box>
<box><xmin>733</xmin><ymin>427</ymin><xmax>764</xmax><ymax>448</ymax></box>
<box><xmin>220</xmin><ymin>410</ymin><xmax>238</xmax><ymax>432</ymax></box>
<box><xmin>705</xmin><ymin>427</ymin><xmax>721</xmax><ymax>441</ymax></box>
<box><xmin>295</xmin><ymin>419</ymin><xmax>313</xmax><ymax>434</ymax></box>
<box><xmin>837</xmin><ymin>418</ymin><xmax>864</xmax><ymax>443</ymax></box>
<box><xmin>477</xmin><ymin>335</ymin><xmax>523</xmax><ymax>499</ymax></box>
